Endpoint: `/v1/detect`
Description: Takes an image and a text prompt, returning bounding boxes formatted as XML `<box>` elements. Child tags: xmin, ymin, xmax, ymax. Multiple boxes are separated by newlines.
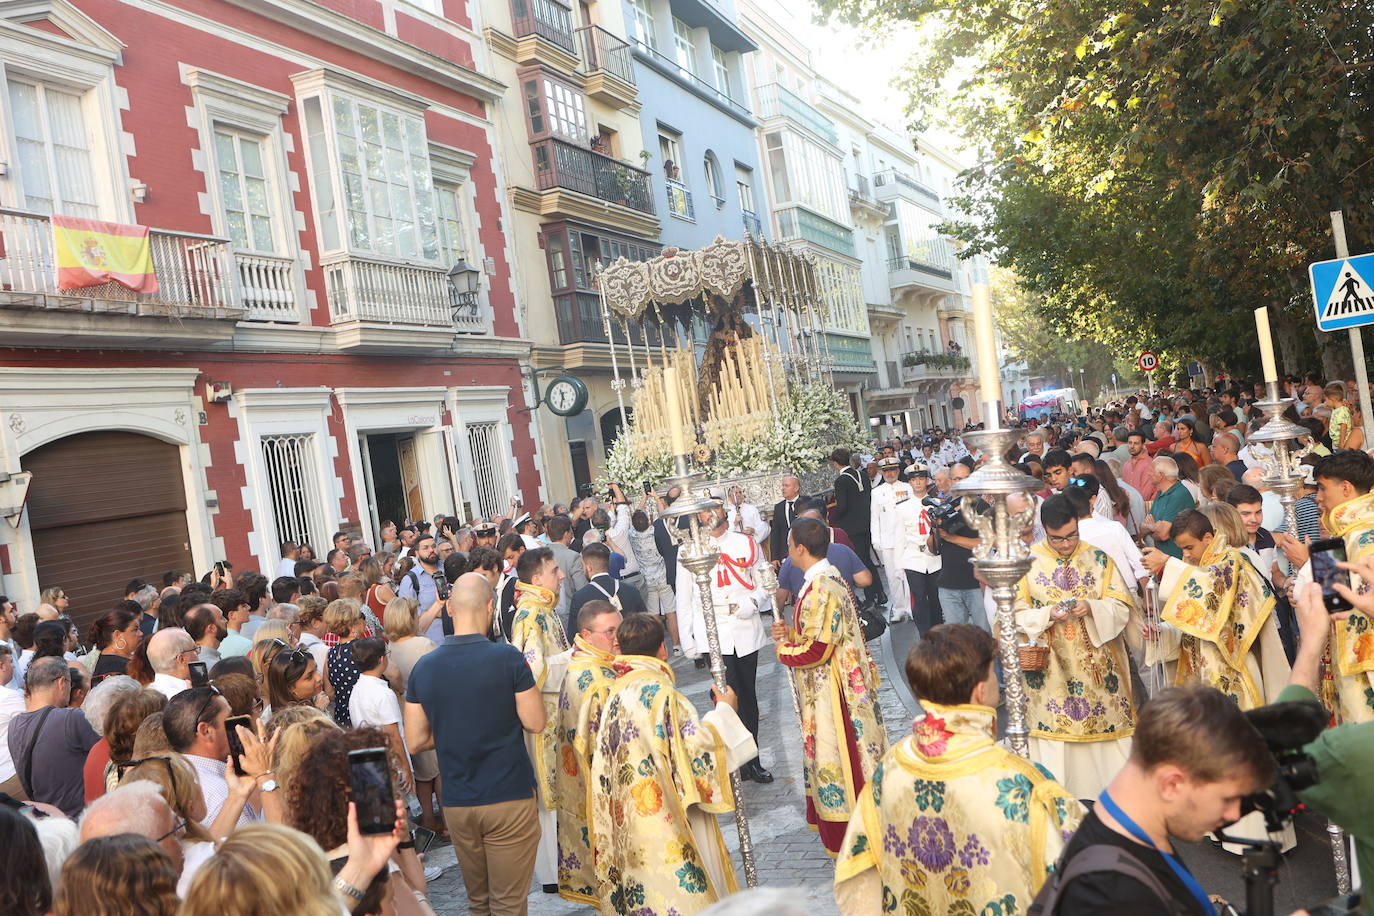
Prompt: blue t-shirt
<box><xmin>778</xmin><ymin>543</ymin><xmax>866</xmax><ymax>595</ymax></box>
<box><xmin>406</xmin><ymin>633</ymin><xmax>537</xmax><ymax>807</ymax></box>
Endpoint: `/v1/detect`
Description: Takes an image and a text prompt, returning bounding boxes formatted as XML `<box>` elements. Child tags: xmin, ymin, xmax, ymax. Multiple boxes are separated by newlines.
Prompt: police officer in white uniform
<box><xmin>899</xmin><ymin>465</ymin><xmax>943</xmax><ymax>633</ymax></box>
<box><xmin>870</xmin><ymin>455</ymin><xmax>917</xmax><ymax>623</ymax></box>
<box><xmin>675</xmin><ymin>503</ymin><xmax>773</xmax><ymax>782</ymax></box>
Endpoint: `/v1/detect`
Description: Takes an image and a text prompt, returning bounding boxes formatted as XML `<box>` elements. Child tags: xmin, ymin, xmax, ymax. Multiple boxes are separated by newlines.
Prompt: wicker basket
<box><xmin>1019</xmin><ymin>644</ymin><xmax>1051</xmax><ymax>672</ymax></box>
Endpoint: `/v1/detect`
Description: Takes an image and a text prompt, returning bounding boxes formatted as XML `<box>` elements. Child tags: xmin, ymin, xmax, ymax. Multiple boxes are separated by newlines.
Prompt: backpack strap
<box><xmin>20</xmin><ymin>705</ymin><xmax>57</xmax><ymax>799</ymax></box>
<box><xmin>1031</xmin><ymin>843</ymin><xmax>1187</xmax><ymax>916</ymax></box>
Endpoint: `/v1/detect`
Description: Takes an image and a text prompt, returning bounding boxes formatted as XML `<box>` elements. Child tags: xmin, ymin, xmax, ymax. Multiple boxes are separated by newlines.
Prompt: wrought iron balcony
<box><xmin>532</xmin><ymin>138</ymin><xmax>655</xmax><ymax>214</ymax></box>
<box><xmin>742</xmin><ymin>208</ymin><xmax>762</xmax><ymax>237</ymax></box>
<box><xmin>899</xmin><ymin>350</ymin><xmax>971</xmax><ymax>383</ymax></box>
<box><xmin>576</xmin><ymin>25</ymin><xmax>635</xmax><ymax>84</ymax></box>
<box><xmin>0</xmin><ymin>206</ymin><xmax>242</xmax><ymax>320</ymax></box>
<box><xmin>555</xmin><ymin>290</ymin><xmax>665</xmax><ymax>346</ymax></box>
<box><xmin>887</xmin><ymin>250</ymin><xmax>955</xmax><ymax>282</ymax></box>
<box><xmin>666</xmin><ymin>177</ymin><xmax>695</xmax><ymax>220</ymax></box>
<box><xmin>509</xmin><ymin>0</ymin><xmax>576</xmax><ymax>53</ymax></box>
<box><xmin>322</xmin><ymin>254</ymin><xmax>488</xmax><ymax>333</ymax></box>
<box><xmin>755</xmin><ymin>83</ymin><xmax>838</xmax><ymax>145</ymax></box>
<box><xmin>873</xmin><ymin>169</ymin><xmax>942</xmax><ymax>206</ymax></box>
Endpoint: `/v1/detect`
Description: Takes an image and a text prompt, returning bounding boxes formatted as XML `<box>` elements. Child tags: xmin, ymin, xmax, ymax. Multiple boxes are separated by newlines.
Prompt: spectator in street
<box><xmin>87</xmin><ymin>607</ymin><xmax>142</xmax><ymax>681</ymax></box>
<box><xmin>183</xmin><ymin>602</ymin><xmax>225</xmax><ymax>668</ymax></box>
<box><xmin>162</xmin><ymin>685</ymin><xmax>268</xmax><ymax>830</ymax></box>
<box><xmin>404</xmin><ymin>571</ymin><xmax>546</xmax><ymax>915</ymax></box>
<box><xmin>397</xmin><ymin>534</ymin><xmax>447</xmax><ymax>644</ymax></box>
<box><xmin>568</xmin><ymin>542</ymin><xmax>645</xmax><ymax>635</ymax></box>
<box><xmin>348</xmin><ymin>637</ymin><xmax>413</xmax><ymax>795</ymax></box>
<box><xmin>383</xmin><ymin>594</ymin><xmax>442</xmax><ymax>835</ymax></box>
<box><xmin>78</xmin><ymin>778</ymin><xmax>185</xmax><ymax>872</ymax></box>
<box><xmin>8</xmin><ymin>657</ymin><xmax>99</xmax><ymax>817</ymax></box>
<box><xmin>212</xmin><ymin>589</ymin><xmax>254</xmax><ymax>658</ymax></box>
<box><xmin>326</xmin><ymin>548</ymin><xmax>349</xmax><ymax>575</ymax></box>
<box><xmin>266</xmin><ymin>643</ymin><xmax>326</xmax><ymax>713</ymax></box>
<box><xmin>1144</xmin><ymin>456</ymin><xmax>1197</xmax><ymax>559</ymax></box>
<box><xmin>146</xmin><ymin>628</ymin><xmax>196</xmax><ymax>699</ymax></box>
<box><xmin>0</xmin><ymin>804</ymin><xmax>52</xmax><ymax>916</ymax></box>
<box><xmin>275</xmin><ymin>541</ymin><xmax>301</xmax><ymax>578</ymax></box>
<box><xmin>234</xmin><ymin>572</ymin><xmax>271</xmax><ymax>640</ymax></box>
<box><xmin>323</xmin><ymin>598</ymin><xmax>367</xmax><ymax>727</ymax></box>
<box><xmin>546</xmin><ymin>514</ymin><xmax>587</xmax><ymax>625</ymax></box>
<box><xmin>630</xmin><ymin>507</ymin><xmax>679</xmax><ymax>649</ymax></box>
<box><xmin>95</xmin><ymin>687</ymin><xmax>166</xmax><ymax>797</ymax></box>
<box><xmin>54</xmin><ymin>833</ymin><xmax>179</xmax><ymax>916</ymax></box>
<box><xmin>296</xmin><ymin>596</ymin><xmax>330</xmax><ymax>672</ymax></box>
<box><xmin>115</xmin><ymin>752</ymin><xmax>216</xmax><ymax>895</ymax></box>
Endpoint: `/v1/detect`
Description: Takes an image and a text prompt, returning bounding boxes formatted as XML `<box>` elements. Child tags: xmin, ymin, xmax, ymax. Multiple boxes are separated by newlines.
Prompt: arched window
<box><xmin>703</xmin><ymin>151</ymin><xmax>725</xmax><ymax>208</ymax></box>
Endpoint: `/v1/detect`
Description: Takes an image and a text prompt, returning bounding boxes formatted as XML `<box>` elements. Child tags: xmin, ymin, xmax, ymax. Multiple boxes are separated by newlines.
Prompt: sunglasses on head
<box><xmin>193</xmin><ymin>685</ymin><xmax>222</xmax><ymax>724</ymax></box>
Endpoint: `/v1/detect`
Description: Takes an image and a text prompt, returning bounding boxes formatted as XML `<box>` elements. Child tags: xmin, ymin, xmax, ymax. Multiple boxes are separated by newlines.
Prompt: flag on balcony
<box><xmin>51</xmin><ymin>215</ymin><xmax>159</xmax><ymax>294</ymax></box>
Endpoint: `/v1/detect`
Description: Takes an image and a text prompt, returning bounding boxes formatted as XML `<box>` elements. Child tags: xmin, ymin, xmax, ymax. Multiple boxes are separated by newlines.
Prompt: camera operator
<box><xmin>933</xmin><ymin>463</ymin><xmax>984</xmax><ymax>629</ymax></box>
<box><xmin>396</xmin><ymin>534</ymin><xmax>449</xmax><ymax>643</ymax></box>
<box><xmin>1285</xmin><ymin>571</ymin><xmax>1374</xmax><ymax>903</ymax></box>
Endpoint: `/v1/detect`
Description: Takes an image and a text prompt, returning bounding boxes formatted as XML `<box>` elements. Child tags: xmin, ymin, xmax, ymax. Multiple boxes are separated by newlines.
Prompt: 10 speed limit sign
<box><xmin>1137</xmin><ymin>351</ymin><xmax>1159</xmax><ymax>373</ymax></box>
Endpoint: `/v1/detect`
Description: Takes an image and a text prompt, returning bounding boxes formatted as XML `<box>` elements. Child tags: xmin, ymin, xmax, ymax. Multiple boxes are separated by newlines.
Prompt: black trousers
<box><xmin>905</xmin><ymin>569</ymin><xmax>943</xmax><ymax>635</ymax></box>
<box><xmin>845</xmin><ymin>528</ymin><xmax>886</xmax><ymax>603</ymax></box>
<box><xmin>722</xmin><ymin>650</ymin><xmax>760</xmax><ymax>761</ymax></box>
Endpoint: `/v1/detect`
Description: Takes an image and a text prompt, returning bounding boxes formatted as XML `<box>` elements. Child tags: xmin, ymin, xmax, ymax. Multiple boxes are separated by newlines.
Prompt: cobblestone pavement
<box><xmin>424</xmin><ymin>624</ymin><xmax>915</xmax><ymax>915</ymax></box>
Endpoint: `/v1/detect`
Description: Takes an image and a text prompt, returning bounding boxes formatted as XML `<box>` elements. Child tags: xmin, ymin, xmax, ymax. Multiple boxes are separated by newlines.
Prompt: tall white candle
<box><xmin>1254</xmin><ymin>305</ymin><xmax>1278</xmax><ymax>383</ymax></box>
<box><xmin>663</xmin><ymin>366</ymin><xmax>688</xmax><ymax>456</ymax></box>
<box><xmin>971</xmin><ymin>281</ymin><xmax>1001</xmax><ymax>406</ymax></box>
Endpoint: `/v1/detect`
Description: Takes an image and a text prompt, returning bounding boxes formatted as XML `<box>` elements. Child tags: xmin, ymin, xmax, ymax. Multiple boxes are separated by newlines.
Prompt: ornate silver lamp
<box><xmin>1246</xmin><ymin>382</ymin><xmax>1350</xmax><ymax>893</ymax></box>
<box><xmin>659</xmin><ymin>453</ymin><xmax>759</xmax><ymax>888</ymax></box>
<box><xmin>952</xmin><ymin>413</ymin><xmax>1041</xmax><ymax>758</ymax></box>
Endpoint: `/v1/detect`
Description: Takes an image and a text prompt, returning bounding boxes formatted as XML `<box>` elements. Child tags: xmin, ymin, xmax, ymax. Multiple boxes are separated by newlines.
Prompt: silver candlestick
<box><xmin>953</xmin><ymin>405</ymin><xmax>1040</xmax><ymax>759</ymax></box>
<box><xmin>1246</xmin><ymin>381</ymin><xmax>1349</xmax><ymax>893</ymax></box>
<box><xmin>660</xmin><ymin>454</ymin><xmax>759</xmax><ymax>888</ymax></box>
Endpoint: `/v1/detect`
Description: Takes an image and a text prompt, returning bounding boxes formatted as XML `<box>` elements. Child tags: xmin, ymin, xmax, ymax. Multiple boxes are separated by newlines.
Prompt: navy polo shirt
<box><xmin>778</xmin><ymin>543</ymin><xmax>866</xmax><ymax>594</ymax></box>
<box><xmin>406</xmin><ymin>633</ymin><xmax>537</xmax><ymax>807</ymax></box>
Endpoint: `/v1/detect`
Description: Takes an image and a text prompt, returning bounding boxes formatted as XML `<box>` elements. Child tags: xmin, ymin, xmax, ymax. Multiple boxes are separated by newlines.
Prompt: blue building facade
<box><xmin>620</xmin><ymin>0</ymin><xmax>764</xmax><ymax>250</ymax></box>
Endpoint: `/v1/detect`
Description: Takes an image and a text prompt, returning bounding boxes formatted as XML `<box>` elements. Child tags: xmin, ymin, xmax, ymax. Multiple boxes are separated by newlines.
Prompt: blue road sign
<box><xmin>1311</xmin><ymin>252</ymin><xmax>1374</xmax><ymax>331</ymax></box>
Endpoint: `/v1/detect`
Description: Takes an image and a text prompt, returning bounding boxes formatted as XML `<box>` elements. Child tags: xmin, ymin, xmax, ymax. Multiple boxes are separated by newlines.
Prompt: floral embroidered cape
<box><xmin>1014</xmin><ymin>541</ymin><xmax>1136</xmax><ymax>742</ymax></box>
<box><xmin>511</xmin><ymin>580</ymin><xmax>570</xmax><ymax>809</ymax></box>
<box><xmin>588</xmin><ymin>654</ymin><xmax>738</xmax><ymax>915</ymax></box>
<box><xmin>834</xmin><ymin>703</ymin><xmax>1084</xmax><ymax>916</ymax></box>
<box><xmin>554</xmin><ymin>635</ymin><xmax>618</xmax><ymax>905</ymax></box>
<box><xmin>1159</xmin><ymin>538</ymin><xmax>1279</xmax><ymax>709</ymax></box>
<box><xmin>1325</xmin><ymin>492</ymin><xmax>1374</xmax><ymax>723</ymax></box>
<box><xmin>777</xmin><ymin>564</ymin><xmax>887</xmax><ymax>854</ymax></box>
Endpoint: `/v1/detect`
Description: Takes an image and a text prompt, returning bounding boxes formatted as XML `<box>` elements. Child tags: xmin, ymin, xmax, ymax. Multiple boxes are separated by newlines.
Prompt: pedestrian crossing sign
<box><xmin>1311</xmin><ymin>252</ymin><xmax>1374</xmax><ymax>331</ymax></box>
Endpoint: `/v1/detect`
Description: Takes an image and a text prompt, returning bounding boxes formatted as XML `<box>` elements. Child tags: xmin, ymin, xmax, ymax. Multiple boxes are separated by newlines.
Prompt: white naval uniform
<box><xmin>675</xmin><ymin>529</ymin><xmax>771</xmax><ymax>659</ymax></box>
<box><xmin>870</xmin><ymin>478</ymin><xmax>917</xmax><ymax>620</ymax></box>
<box><xmin>726</xmin><ymin>502</ymin><xmax>771</xmax><ymax>552</ymax></box>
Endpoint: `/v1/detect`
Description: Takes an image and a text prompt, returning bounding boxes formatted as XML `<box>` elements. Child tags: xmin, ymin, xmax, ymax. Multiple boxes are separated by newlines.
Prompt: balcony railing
<box><xmin>532</xmin><ymin>138</ymin><xmax>655</xmax><ymax>214</ymax></box>
<box><xmin>666</xmin><ymin>178</ymin><xmax>695</xmax><ymax>220</ymax></box>
<box><xmin>322</xmin><ymin>254</ymin><xmax>487</xmax><ymax>333</ymax></box>
<box><xmin>899</xmin><ymin>350</ymin><xmax>970</xmax><ymax>382</ymax></box>
<box><xmin>887</xmin><ymin>254</ymin><xmax>954</xmax><ymax>281</ymax></box>
<box><xmin>510</xmin><ymin>0</ymin><xmax>575</xmax><ymax>53</ymax></box>
<box><xmin>236</xmin><ymin>252</ymin><xmax>299</xmax><ymax>322</ymax></box>
<box><xmin>852</xmin><ymin>174</ymin><xmax>871</xmax><ymax>198</ymax></box>
<box><xmin>0</xmin><ymin>206</ymin><xmax>240</xmax><ymax>316</ymax></box>
<box><xmin>873</xmin><ymin>169</ymin><xmax>942</xmax><ymax>206</ymax></box>
<box><xmin>776</xmin><ymin>206</ymin><xmax>854</xmax><ymax>257</ymax></box>
<box><xmin>755</xmin><ymin>83</ymin><xmax>839</xmax><ymax>145</ymax></box>
<box><xmin>555</xmin><ymin>290</ymin><xmax>666</xmax><ymax>346</ymax></box>
<box><xmin>631</xmin><ymin>42</ymin><xmax>752</xmax><ymax>117</ymax></box>
<box><xmin>576</xmin><ymin>25</ymin><xmax>635</xmax><ymax>84</ymax></box>
<box><xmin>742</xmin><ymin>208</ymin><xmax>762</xmax><ymax>237</ymax></box>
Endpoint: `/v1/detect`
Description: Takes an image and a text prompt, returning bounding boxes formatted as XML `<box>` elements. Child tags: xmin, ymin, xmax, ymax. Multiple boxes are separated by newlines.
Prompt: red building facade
<box><xmin>0</xmin><ymin>0</ymin><xmax>544</xmax><ymax>623</ymax></box>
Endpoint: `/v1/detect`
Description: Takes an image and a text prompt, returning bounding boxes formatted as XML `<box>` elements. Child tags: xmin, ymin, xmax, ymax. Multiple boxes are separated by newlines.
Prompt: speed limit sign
<box><xmin>1137</xmin><ymin>351</ymin><xmax>1159</xmax><ymax>373</ymax></box>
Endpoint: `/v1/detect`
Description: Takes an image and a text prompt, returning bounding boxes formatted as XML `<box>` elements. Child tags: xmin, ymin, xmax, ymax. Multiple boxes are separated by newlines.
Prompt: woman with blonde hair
<box><xmin>179</xmin><ymin>823</ymin><xmax>365</xmax><ymax>916</ymax></box>
<box><xmin>1198</xmin><ymin>501</ymin><xmax>1249</xmax><ymax>552</ymax></box>
<box><xmin>323</xmin><ymin>598</ymin><xmax>367</xmax><ymax>726</ymax></box>
<box><xmin>266</xmin><ymin>705</ymin><xmax>340</xmax><ymax>797</ymax></box>
<box><xmin>1198</xmin><ymin>464</ymin><xmax>1237</xmax><ymax>506</ymax></box>
<box><xmin>382</xmin><ymin>594</ymin><xmax>443</xmax><ymax>835</ymax></box>
<box><xmin>55</xmin><ymin>833</ymin><xmax>178</xmax><ymax>916</ymax></box>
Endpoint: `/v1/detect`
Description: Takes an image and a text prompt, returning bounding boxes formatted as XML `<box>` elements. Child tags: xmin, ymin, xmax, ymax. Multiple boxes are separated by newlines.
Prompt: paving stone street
<box><xmin>422</xmin><ymin>622</ymin><xmax>918</xmax><ymax>915</ymax></box>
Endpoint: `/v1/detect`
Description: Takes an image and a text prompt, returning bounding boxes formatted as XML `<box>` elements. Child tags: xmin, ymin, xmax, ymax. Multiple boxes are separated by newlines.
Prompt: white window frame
<box><xmin>672</xmin><ymin>18</ymin><xmax>697</xmax><ymax>76</ymax></box>
<box><xmin>711</xmin><ymin>45</ymin><xmax>729</xmax><ymax>94</ymax></box>
<box><xmin>735</xmin><ymin>164</ymin><xmax>755</xmax><ymax>213</ymax></box>
<box><xmin>291</xmin><ymin>69</ymin><xmax>441</xmax><ymax>265</ymax></box>
<box><xmin>0</xmin><ymin>13</ymin><xmax>131</xmax><ymax>222</ymax></box>
<box><xmin>187</xmin><ymin>68</ymin><xmax>308</xmax><ymax>322</ymax></box>
<box><xmin>448</xmin><ymin>386</ymin><xmax>518</xmax><ymax>522</ymax></box>
<box><xmin>628</xmin><ymin>0</ymin><xmax>655</xmax><ymax>49</ymax></box>
<box><xmin>427</xmin><ymin>140</ymin><xmax>491</xmax><ymax>327</ymax></box>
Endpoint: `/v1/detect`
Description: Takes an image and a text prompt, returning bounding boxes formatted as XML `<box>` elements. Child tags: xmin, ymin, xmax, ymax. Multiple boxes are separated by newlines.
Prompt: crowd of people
<box><xmin>2</xmin><ymin>373</ymin><xmax>1374</xmax><ymax>915</ymax></box>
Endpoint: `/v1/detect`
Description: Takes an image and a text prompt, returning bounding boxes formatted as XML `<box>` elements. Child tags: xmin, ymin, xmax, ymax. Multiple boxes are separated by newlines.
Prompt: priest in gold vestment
<box><xmin>835</xmin><ymin>623</ymin><xmax>1084</xmax><ymax>916</ymax></box>
<box><xmin>773</xmin><ymin>516</ymin><xmax>887</xmax><ymax>855</ymax></box>
<box><xmin>554</xmin><ymin>600</ymin><xmax>621</xmax><ymax>905</ymax></box>
<box><xmin>588</xmin><ymin>614</ymin><xmax>756</xmax><ymax>915</ymax></box>
<box><xmin>509</xmin><ymin>546</ymin><xmax>571</xmax><ymax>890</ymax></box>
<box><xmin>1013</xmin><ymin>494</ymin><xmax>1136</xmax><ymax>799</ymax></box>
<box><xmin>1311</xmin><ymin>456</ymin><xmax>1374</xmax><ymax>724</ymax></box>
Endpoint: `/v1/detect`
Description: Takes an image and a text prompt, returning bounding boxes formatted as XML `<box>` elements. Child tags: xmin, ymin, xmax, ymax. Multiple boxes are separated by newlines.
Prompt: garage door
<box><xmin>25</xmin><ymin>431</ymin><xmax>194</xmax><ymax>632</ymax></box>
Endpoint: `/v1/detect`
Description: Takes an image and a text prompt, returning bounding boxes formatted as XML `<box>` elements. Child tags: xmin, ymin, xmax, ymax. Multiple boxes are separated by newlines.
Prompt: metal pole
<box><xmin>1332</xmin><ymin>211</ymin><xmax>1373</xmax><ymax>432</ymax></box>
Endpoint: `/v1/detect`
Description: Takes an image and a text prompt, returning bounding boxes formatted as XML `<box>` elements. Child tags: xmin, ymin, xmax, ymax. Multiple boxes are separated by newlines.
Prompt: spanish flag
<box><xmin>51</xmin><ymin>215</ymin><xmax>159</xmax><ymax>294</ymax></box>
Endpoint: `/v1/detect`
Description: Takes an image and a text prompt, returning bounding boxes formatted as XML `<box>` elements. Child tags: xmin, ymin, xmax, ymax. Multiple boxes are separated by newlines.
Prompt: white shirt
<box><xmin>726</xmin><ymin>502</ymin><xmax>770</xmax><ymax>549</ymax></box>
<box><xmin>1079</xmin><ymin>516</ymin><xmax>1149</xmax><ymax>584</ymax></box>
<box><xmin>1117</xmin><ymin>480</ymin><xmax>1146</xmax><ymax>536</ymax></box>
<box><xmin>870</xmin><ymin>478</ymin><xmax>917</xmax><ymax>550</ymax></box>
<box><xmin>186</xmin><ymin>754</ymin><xmax>259</xmax><ymax>828</ymax></box>
<box><xmin>1260</xmin><ymin>492</ymin><xmax>1285</xmax><ymax>533</ymax></box>
<box><xmin>299</xmin><ymin>632</ymin><xmax>329</xmax><ymax>674</ymax></box>
<box><xmin>275</xmin><ymin>557</ymin><xmax>299</xmax><ymax>579</ymax></box>
<box><xmin>151</xmin><ymin>673</ymin><xmax>190</xmax><ymax>700</ymax></box>
<box><xmin>348</xmin><ymin>673</ymin><xmax>403</xmax><ymax>741</ymax></box>
<box><xmin>606</xmin><ymin>504</ymin><xmax>639</xmax><ymax>576</ymax></box>
<box><xmin>675</xmin><ymin>529</ymin><xmax>770</xmax><ymax>658</ymax></box>
<box><xmin>0</xmin><ymin>686</ymin><xmax>28</xmax><ymax>783</ymax></box>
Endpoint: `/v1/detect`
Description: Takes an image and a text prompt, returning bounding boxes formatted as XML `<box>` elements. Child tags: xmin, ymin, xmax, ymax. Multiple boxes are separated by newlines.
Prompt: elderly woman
<box><xmin>79</xmin><ymin>675</ymin><xmax>142</xmax><ymax>804</ymax></box>
<box><xmin>322</xmin><ymin>599</ymin><xmax>367</xmax><ymax>727</ymax></box>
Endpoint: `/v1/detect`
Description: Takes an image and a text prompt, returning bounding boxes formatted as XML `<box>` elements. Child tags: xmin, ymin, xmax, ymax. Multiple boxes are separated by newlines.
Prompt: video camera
<box><xmin>1214</xmin><ymin>699</ymin><xmax>1360</xmax><ymax>916</ymax></box>
<box><xmin>922</xmin><ymin>494</ymin><xmax>963</xmax><ymax>528</ymax></box>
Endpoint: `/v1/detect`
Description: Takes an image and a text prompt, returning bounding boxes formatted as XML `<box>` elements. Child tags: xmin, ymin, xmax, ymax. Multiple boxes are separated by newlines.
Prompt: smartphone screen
<box><xmin>224</xmin><ymin>715</ymin><xmax>252</xmax><ymax>776</ymax></box>
<box><xmin>348</xmin><ymin>747</ymin><xmax>396</xmax><ymax>835</ymax></box>
<box><xmin>1309</xmin><ymin>537</ymin><xmax>1354</xmax><ymax>613</ymax></box>
<box><xmin>411</xmin><ymin>824</ymin><xmax>437</xmax><ymax>854</ymax></box>
<box><xmin>188</xmin><ymin>661</ymin><xmax>209</xmax><ymax>688</ymax></box>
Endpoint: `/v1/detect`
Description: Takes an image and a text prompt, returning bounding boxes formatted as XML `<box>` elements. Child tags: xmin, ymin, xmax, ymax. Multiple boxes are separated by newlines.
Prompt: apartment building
<box><xmin>0</xmin><ymin>0</ymin><xmax>539</xmax><ymax>622</ymax></box>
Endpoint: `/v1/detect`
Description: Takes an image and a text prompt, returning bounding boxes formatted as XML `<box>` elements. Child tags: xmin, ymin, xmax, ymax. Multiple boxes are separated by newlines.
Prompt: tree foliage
<box><xmin>815</xmin><ymin>0</ymin><xmax>1374</xmax><ymax>377</ymax></box>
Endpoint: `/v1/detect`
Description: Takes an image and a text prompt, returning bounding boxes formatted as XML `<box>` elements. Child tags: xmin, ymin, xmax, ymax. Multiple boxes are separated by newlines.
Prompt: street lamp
<box><xmin>447</xmin><ymin>259</ymin><xmax>482</xmax><ymax>321</ymax></box>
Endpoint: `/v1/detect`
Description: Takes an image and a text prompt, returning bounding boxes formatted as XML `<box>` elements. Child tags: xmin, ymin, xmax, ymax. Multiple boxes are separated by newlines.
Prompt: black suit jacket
<box><xmin>568</xmin><ymin>574</ymin><xmax>646</xmax><ymax>635</ymax></box>
<box><xmin>832</xmin><ymin>467</ymin><xmax>870</xmax><ymax>536</ymax></box>
<box><xmin>772</xmin><ymin>497</ymin><xmax>804</xmax><ymax>560</ymax></box>
<box><xmin>653</xmin><ymin>516</ymin><xmax>680</xmax><ymax>590</ymax></box>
